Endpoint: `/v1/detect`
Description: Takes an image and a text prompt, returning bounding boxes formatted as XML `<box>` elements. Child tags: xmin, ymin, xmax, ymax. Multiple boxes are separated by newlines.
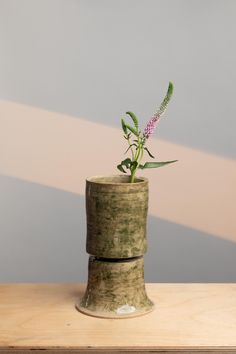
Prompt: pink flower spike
<box><xmin>143</xmin><ymin>115</ymin><xmax>160</xmax><ymax>139</ymax></box>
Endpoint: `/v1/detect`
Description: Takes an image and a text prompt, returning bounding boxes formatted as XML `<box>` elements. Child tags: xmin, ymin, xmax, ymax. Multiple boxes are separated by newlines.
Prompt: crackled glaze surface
<box><xmin>86</xmin><ymin>175</ymin><xmax>148</xmax><ymax>258</ymax></box>
<box><xmin>76</xmin><ymin>256</ymin><xmax>154</xmax><ymax>318</ymax></box>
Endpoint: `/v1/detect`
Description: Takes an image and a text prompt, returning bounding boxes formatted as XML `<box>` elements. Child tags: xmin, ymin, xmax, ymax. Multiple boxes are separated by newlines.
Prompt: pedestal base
<box><xmin>76</xmin><ymin>256</ymin><xmax>154</xmax><ymax>319</ymax></box>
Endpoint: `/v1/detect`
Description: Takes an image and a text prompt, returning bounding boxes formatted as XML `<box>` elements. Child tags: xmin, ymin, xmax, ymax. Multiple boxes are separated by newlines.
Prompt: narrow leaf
<box><xmin>124</xmin><ymin>143</ymin><xmax>138</xmax><ymax>154</ymax></box>
<box><xmin>121</xmin><ymin>158</ymin><xmax>132</xmax><ymax>168</ymax></box>
<box><xmin>138</xmin><ymin>160</ymin><xmax>178</xmax><ymax>169</ymax></box>
<box><xmin>144</xmin><ymin>147</ymin><xmax>155</xmax><ymax>158</ymax></box>
<box><xmin>126</xmin><ymin>124</ymin><xmax>139</xmax><ymax>137</ymax></box>
<box><xmin>117</xmin><ymin>164</ymin><xmax>127</xmax><ymax>173</ymax></box>
<box><xmin>121</xmin><ymin>118</ymin><xmax>128</xmax><ymax>134</ymax></box>
<box><xmin>123</xmin><ymin>132</ymin><xmax>131</xmax><ymax>140</ymax></box>
<box><xmin>126</xmin><ymin>111</ymin><xmax>139</xmax><ymax>131</ymax></box>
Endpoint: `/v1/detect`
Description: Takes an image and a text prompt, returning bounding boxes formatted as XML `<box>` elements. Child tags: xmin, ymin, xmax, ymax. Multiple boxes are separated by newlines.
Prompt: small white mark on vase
<box><xmin>116</xmin><ymin>304</ymin><xmax>136</xmax><ymax>314</ymax></box>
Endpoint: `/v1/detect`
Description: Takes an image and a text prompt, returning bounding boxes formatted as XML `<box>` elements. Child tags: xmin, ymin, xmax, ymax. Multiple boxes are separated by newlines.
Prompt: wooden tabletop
<box><xmin>0</xmin><ymin>283</ymin><xmax>236</xmax><ymax>354</ymax></box>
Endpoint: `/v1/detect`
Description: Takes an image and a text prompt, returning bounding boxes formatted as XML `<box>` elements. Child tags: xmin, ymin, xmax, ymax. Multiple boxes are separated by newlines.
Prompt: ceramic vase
<box><xmin>76</xmin><ymin>175</ymin><xmax>154</xmax><ymax>318</ymax></box>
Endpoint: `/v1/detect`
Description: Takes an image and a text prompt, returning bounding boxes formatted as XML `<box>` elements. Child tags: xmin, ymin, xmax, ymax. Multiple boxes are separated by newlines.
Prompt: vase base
<box><xmin>76</xmin><ymin>256</ymin><xmax>154</xmax><ymax>319</ymax></box>
<box><xmin>75</xmin><ymin>301</ymin><xmax>155</xmax><ymax>319</ymax></box>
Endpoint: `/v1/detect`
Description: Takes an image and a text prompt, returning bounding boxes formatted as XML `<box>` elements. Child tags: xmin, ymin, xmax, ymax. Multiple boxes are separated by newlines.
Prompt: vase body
<box><xmin>76</xmin><ymin>175</ymin><xmax>154</xmax><ymax>318</ymax></box>
<box><xmin>86</xmin><ymin>175</ymin><xmax>148</xmax><ymax>258</ymax></box>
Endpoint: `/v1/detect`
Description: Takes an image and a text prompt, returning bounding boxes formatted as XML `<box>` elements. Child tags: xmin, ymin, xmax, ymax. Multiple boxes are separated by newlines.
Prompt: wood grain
<box><xmin>0</xmin><ymin>283</ymin><xmax>236</xmax><ymax>353</ymax></box>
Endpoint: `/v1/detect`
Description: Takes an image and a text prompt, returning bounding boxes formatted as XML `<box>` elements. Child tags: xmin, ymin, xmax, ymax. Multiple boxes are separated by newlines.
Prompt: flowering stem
<box><xmin>118</xmin><ymin>82</ymin><xmax>175</xmax><ymax>182</ymax></box>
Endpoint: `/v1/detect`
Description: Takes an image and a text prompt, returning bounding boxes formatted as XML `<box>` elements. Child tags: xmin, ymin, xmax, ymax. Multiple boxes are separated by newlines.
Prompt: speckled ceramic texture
<box><xmin>76</xmin><ymin>175</ymin><xmax>154</xmax><ymax>319</ymax></box>
<box><xmin>86</xmin><ymin>175</ymin><xmax>148</xmax><ymax>258</ymax></box>
<box><xmin>76</xmin><ymin>256</ymin><xmax>154</xmax><ymax>318</ymax></box>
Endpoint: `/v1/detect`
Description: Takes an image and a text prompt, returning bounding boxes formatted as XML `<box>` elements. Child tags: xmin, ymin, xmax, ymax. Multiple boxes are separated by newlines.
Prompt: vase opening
<box><xmin>86</xmin><ymin>175</ymin><xmax>147</xmax><ymax>185</ymax></box>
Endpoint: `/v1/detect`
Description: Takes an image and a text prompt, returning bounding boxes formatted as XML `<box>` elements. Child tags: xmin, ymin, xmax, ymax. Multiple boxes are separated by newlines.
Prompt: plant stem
<box><xmin>130</xmin><ymin>137</ymin><xmax>144</xmax><ymax>183</ymax></box>
<box><xmin>130</xmin><ymin>172</ymin><xmax>135</xmax><ymax>183</ymax></box>
<box><xmin>137</xmin><ymin>147</ymin><xmax>144</xmax><ymax>170</ymax></box>
<box><xmin>127</xmin><ymin>136</ymin><xmax>134</xmax><ymax>160</ymax></box>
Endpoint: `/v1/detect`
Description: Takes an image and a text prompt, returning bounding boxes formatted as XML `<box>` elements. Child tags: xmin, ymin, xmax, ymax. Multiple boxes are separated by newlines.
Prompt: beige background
<box><xmin>0</xmin><ymin>0</ymin><xmax>236</xmax><ymax>282</ymax></box>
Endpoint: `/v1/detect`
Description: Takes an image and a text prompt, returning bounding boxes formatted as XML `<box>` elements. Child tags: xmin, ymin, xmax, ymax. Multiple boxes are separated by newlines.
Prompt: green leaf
<box><xmin>124</xmin><ymin>143</ymin><xmax>138</xmax><ymax>154</ymax></box>
<box><xmin>144</xmin><ymin>147</ymin><xmax>155</xmax><ymax>158</ymax></box>
<box><xmin>126</xmin><ymin>124</ymin><xmax>139</xmax><ymax>137</ymax></box>
<box><xmin>156</xmin><ymin>81</ymin><xmax>174</xmax><ymax>117</ymax></box>
<box><xmin>121</xmin><ymin>158</ymin><xmax>132</xmax><ymax>167</ymax></box>
<box><xmin>126</xmin><ymin>111</ymin><xmax>139</xmax><ymax>131</ymax></box>
<box><xmin>123</xmin><ymin>133</ymin><xmax>131</xmax><ymax>140</ymax></box>
<box><xmin>131</xmin><ymin>160</ymin><xmax>138</xmax><ymax>169</ymax></box>
<box><xmin>117</xmin><ymin>164</ymin><xmax>127</xmax><ymax>173</ymax></box>
<box><xmin>117</xmin><ymin>158</ymin><xmax>134</xmax><ymax>174</ymax></box>
<box><xmin>138</xmin><ymin>160</ymin><xmax>178</xmax><ymax>169</ymax></box>
<box><xmin>121</xmin><ymin>118</ymin><xmax>128</xmax><ymax>134</ymax></box>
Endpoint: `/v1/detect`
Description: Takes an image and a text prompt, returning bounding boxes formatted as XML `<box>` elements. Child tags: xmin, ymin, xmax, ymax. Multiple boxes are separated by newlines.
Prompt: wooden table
<box><xmin>0</xmin><ymin>284</ymin><xmax>236</xmax><ymax>354</ymax></box>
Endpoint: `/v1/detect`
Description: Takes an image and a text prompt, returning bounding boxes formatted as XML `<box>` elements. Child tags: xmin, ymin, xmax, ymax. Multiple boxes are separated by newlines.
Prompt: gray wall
<box><xmin>0</xmin><ymin>0</ymin><xmax>236</xmax><ymax>282</ymax></box>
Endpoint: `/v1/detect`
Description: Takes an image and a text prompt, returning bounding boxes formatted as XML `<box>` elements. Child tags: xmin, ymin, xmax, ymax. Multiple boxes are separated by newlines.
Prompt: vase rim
<box><xmin>86</xmin><ymin>175</ymin><xmax>148</xmax><ymax>185</ymax></box>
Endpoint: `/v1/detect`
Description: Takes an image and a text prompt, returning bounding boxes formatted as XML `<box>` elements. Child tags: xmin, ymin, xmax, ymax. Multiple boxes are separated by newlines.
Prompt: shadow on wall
<box><xmin>146</xmin><ymin>219</ymin><xmax>236</xmax><ymax>282</ymax></box>
<box><xmin>0</xmin><ymin>175</ymin><xmax>87</xmax><ymax>283</ymax></box>
<box><xmin>1</xmin><ymin>175</ymin><xmax>236</xmax><ymax>282</ymax></box>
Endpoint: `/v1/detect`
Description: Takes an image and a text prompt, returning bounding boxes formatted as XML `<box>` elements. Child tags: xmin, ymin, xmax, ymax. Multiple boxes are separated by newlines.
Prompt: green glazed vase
<box><xmin>76</xmin><ymin>175</ymin><xmax>154</xmax><ymax>318</ymax></box>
